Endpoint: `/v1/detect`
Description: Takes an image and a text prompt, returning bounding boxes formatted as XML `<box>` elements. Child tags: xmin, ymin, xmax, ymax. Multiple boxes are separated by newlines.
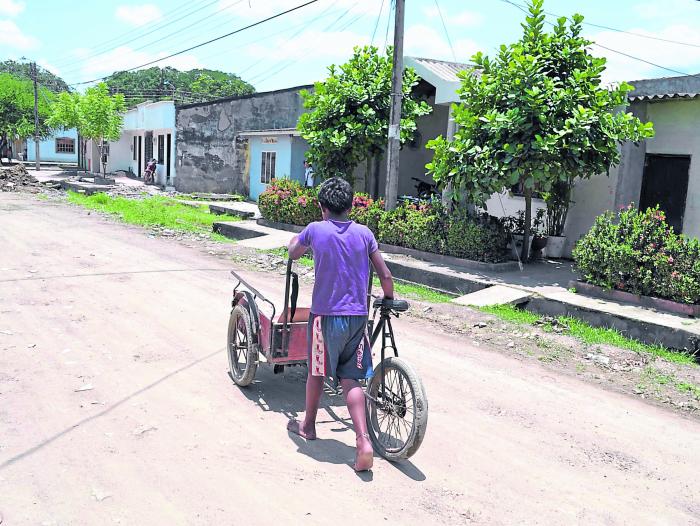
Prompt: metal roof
<box><xmin>628</xmin><ymin>92</ymin><xmax>700</xmax><ymax>102</ymax></box>
<box><xmin>407</xmin><ymin>57</ymin><xmax>472</xmax><ymax>82</ymax></box>
<box><xmin>237</xmin><ymin>128</ymin><xmax>300</xmax><ymax>136</ymax></box>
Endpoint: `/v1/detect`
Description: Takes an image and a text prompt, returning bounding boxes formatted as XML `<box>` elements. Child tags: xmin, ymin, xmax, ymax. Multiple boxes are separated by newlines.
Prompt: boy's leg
<box><xmin>340</xmin><ymin>378</ymin><xmax>373</xmax><ymax>471</ymax></box>
<box><xmin>287</xmin><ymin>371</ymin><xmax>323</xmax><ymax>440</ymax></box>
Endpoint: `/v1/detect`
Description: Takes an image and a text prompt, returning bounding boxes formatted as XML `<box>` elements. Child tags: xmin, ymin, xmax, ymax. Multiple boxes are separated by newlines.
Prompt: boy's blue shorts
<box><xmin>307</xmin><ymin>314</ymin><xmax>373</xmax><ymax>380</ymax></box>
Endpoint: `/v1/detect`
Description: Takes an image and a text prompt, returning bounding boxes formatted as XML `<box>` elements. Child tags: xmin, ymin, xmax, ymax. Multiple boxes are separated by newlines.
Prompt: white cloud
<box><xmin>37</xmin><ymin>58</ymin><xmax>60</xmax><ymax>76</ymax></box>
<box><xmin>245</xmin><ymin>28</ymin><xmax>369</xmax><ymax>61</ymax></box>
<box><xmin>587</xmin><ymin>24</ymin><xmax>700</xmax><ymax>82</ymax></box>
<box><xmin>405</xmin><ymin>24</ymin><xmax>481</xmax><ymax>63</ymax></box>
<box><xmin>79</xmin><ymin>46</ymin><xmax>201</xmax><ymax>78</ymax></box>
<box><xmin>115</xmin><ymin>4</ymin><xmax>162</xmax><ymax>27</ymax></box>
<box><xmin>0</xmin><ymin>0</ymin><xmax>24</xmax><ymax>17</ymax></box>
<box><xmin>0</xmin><ymin>19</ymin><xmax>38</xmax><ymax>50</ymax></box>
<box><xmin>422</xmin><ymin>5</ymin><xmax>483</xmax><ymax>27</ymax></box>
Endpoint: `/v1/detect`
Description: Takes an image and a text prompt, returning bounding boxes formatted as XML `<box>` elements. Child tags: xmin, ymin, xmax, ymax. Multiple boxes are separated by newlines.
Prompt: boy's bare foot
<box><xmin>354</xmin><ymin>433</ymin><xmax>373</xmax><ymax>472</ymax></box>
<box><xmin>287</xmin><ymin>419</ymin><xmax>317</xmax><ymax>440</ymax></box>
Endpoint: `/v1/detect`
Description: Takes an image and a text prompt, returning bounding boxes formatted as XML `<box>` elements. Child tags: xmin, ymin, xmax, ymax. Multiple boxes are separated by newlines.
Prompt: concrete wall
<box><xmin>27</xmin><ymin>128</ymin><xmax>78</xmax><ymax>163</ymax></box>
<box><xmin>175</xmin><ymin>87</ymin><xmax>309</xmax><ymax>194</ymax></box>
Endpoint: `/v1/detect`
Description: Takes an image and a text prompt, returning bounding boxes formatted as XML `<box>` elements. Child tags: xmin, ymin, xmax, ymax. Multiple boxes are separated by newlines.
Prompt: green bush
<box><xmin>258</xmin><ymin>183</ymin><xmax>508</xmax><ymax>263</ymax></box>
<box><xmin>573</xmin><ymin>205</ymin><xmax>700</xmax><ymax>304</ymax></box>
<box><xmin>445</xmin><ymin>212</ymin><xmax>508</xmax><ymax>263</ymax></box>
<box><xmin>258</xmin><ymin>179</ymin><xmax>321</xmax><ymax>226</ymax></box>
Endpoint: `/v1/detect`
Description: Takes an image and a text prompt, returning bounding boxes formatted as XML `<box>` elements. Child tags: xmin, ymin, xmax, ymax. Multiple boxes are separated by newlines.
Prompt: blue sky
<box><xmin>2</xmin><ymin>0</ymin><xmax>700</xmax><ymax>93</ymax></box>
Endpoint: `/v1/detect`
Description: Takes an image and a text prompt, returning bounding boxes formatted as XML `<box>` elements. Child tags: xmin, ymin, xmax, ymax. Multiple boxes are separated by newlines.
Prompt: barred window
<box><xmin>261</xmin><ymin>151</ymin><xmax>276</xmax><ymax>184</ymax></box>
<box><xmin>55</xmin><ymin>137</ymin><xmax>75</xmax><ymax>154</ymax></box>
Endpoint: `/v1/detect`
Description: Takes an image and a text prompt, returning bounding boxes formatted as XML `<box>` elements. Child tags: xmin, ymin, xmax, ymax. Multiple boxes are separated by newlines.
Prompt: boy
<box><xmin>286</xmin><ymin>177</ymin><xmax>394</xmax><ymax>472</ymax></box>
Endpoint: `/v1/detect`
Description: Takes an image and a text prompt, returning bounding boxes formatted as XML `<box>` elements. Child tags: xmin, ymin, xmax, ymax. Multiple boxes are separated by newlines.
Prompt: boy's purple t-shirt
<box><xmin>298</xmin><ymin>219</ymin><xmax>378</xmax><ymax>316</ymax></box>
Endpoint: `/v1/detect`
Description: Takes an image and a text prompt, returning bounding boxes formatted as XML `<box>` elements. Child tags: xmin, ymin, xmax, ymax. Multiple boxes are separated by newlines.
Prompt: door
<box><xmin>639</xmin><ymin>154</ymin><xmax>690</xmax><ymax>233</ymax></box>
<box><xmin>144</xmin><ymin>131</ymin><xmax>153</xmax><ymax>172</ymax></box>
<box><xmin>166</xmin><ymin>133</ymin><xmax>172</xmax><ymax>182</ymax></box>
<box><xmin>138</xmin><ymin>136</ymin><xmax>142</xmax><ymax>177</ymax></box>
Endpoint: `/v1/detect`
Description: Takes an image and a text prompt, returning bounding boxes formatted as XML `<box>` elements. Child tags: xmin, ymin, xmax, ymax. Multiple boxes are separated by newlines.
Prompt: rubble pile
<box><xmin>0</xmin><ymin>164</ymin><xmax>41</xmax><ymax>193</ymax></box>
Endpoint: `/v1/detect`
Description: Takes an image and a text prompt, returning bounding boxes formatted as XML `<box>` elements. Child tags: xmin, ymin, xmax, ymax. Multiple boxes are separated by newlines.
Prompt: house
<box><xmin>25</xmin><ymin>128</ymin><xmax>79</xmax><ymax>164</ymax></box>
<box><xmin>85</xmin><ymin>100</ymin><xmax>176</xmax><ymax>186</ymax></box>
<box><xmin>562</xmin><ymin>74</ymin><xmax>700</xmax><ymax>253</ymax></box>
<box><xmin>175</xmin><ymin>86</ymin><xmax>311</xmax><ymax>195</ymax></box>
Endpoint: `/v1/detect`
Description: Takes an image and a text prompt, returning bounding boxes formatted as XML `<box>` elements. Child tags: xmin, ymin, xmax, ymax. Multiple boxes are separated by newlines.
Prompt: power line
<box><xmin>499</xmin><ymin>0</ymin><xmax>699</xmax><ymax>79</ymax></box>
<box><xmin>66</xmin><ymin>0</ymin><xmax>321</xmax><ymax>87</ymax></box>
<box><xmin>433</xmin><ymin>0</ymin><xmax>457</xmax><ymax>62</ymax></box>
<box><xmin>371</xmin><ymin>0</ymin><xmax>386</xmax><ymax>46</ymax></box>
<box><xmin>383</xmin><ymin>0</ymin><xmax>394</xmax><ymax>49</ymax></box>
<box><xmin>52</xmin><ymin>0</ymin><xmax>219</xmax><ymax>69</ymax></box>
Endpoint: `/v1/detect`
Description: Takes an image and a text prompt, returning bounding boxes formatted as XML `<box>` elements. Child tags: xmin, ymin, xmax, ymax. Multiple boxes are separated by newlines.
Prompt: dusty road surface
<box><xmin>1</xmin><ymin>193</ymin><xmax>699</xmax><ymax>526</ymax></box>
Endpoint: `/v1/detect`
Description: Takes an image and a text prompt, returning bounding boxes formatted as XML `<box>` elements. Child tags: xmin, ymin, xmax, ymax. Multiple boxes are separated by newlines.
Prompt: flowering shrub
<box><xmin>258</xmin><ymin>181</ymin><xmax>508</xmax><ymax>262</ymax></box>
<box><xmin>573</xmin><ymin>205</ymin><xmax>700</xmax><ymax>304</ymax></box>
<box><xmin>348</xmin><ymin>193</ymin><xmax>385</xmax><ymax>234</ymax></box>
<box><xmin>258</xmin><ymin>179</ymin><xmax>321</xmax><ymax>226</ymax></box>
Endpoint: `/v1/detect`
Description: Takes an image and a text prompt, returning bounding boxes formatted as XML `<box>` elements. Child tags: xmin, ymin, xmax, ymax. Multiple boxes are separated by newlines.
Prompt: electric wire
<box><xmin>65</xmin><ymin>0</ymin><xmax>321</xmax><ymax>87</ymax></box>
<box><xmin>433</xmin><ymin>0</ymin><xmax>457</xmax><ymax>62</ymax></box>
<box><xmin>371</xmin><ymin>0</ymin><xmax>386</xmax><ymax>46</ymax></box>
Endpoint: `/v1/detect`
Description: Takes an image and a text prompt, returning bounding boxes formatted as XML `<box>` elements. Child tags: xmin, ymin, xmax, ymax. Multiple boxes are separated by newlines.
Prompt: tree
<box><xmin>298</xmin><ymin>45</ymin><xmax>431</xmax><ymax>191</ymax></box>
<box><xmin>0</xmin><ymin>73</ymin><xmax>54</xmax><ymax>161</ymax></box>
<box><xmin>50</xmin><ymin>83</ymin><xmax>126</xmax><ymax>176</ymax></box>
<box><xmin>0</xmin><ymin>60</ymin><xmax>70</xmax><ymax>93</ymax></box>
<box><xmin>105</xmin><ymin>67</ymin><xmax>254</xmax><ymax>105</ymax></box>
<box><xmin>426</xmin><ymin>0</ymin><xmax>654</xmax><ymax>260</ymax></box>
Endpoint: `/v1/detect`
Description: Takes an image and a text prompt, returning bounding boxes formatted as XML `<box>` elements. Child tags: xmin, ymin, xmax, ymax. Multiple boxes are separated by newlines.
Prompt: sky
<box><xmin>2</xmin><ymin>0</ymin><xmax>700</xmax><ymax>94</ymax></box>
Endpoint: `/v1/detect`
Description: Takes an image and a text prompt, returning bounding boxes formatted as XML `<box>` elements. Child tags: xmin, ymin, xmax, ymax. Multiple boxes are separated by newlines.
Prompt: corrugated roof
<box><xmin>407</xmin><ymin>57</ymin><xmax>472</xmax><ymax>82</ymax></box>
<box><xmin>629</xmin><ymin>92</ymin><xmax>700</xmax><ymax>102</ymax></box>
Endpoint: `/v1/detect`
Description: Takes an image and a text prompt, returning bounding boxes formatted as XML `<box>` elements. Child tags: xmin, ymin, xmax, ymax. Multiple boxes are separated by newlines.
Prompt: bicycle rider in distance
<box><xmin>286</xmin><ymin>176</ymin><xmax>395</xmax><ymax>472</ymax></box>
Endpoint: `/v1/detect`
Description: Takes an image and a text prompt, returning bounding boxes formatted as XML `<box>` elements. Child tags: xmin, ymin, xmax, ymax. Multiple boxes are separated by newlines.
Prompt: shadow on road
<box><xmin>233</xmin><ymin>365</ymin><xmax>427</xmax><ymax>482</ymax></box>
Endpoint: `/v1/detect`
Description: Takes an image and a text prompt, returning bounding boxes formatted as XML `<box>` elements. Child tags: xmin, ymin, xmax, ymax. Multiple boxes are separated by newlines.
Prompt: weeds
<box><xmin>67</xmin><ymin>191</ymin><xmax>240</xmax><ymax>235</ymax></box>
<box><xmin>480</xmin><ymin>304</ymin><xmax>696</xmax><ymax>366</ymax></box>
<box><xmin>638</xmin><ymin>366</ymin><xmax>700</xmax><ymax>399</ymax></box>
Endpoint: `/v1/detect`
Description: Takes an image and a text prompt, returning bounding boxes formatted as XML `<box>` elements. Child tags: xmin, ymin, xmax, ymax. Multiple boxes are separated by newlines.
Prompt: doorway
<box><xmin>166</xmin><ymin>133</ymin><xmax>172</xmax><ymax>183</ymax></box>
<box><xmin>639</xmin><ymin>154</ymin><xmax>690</xmax><ymax>233</ymax></box>
<box><xmin>137</xmin><ymin>136</ymin><xmax>142</xmax><ymax>177</ymax></box>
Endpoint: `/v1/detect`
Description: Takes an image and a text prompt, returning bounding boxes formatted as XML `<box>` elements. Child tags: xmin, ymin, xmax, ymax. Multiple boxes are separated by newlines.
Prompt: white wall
<box><xmin>644</xmin><ymin>99</ymin><xmax>700</xmax><ymax>239</ymax></box>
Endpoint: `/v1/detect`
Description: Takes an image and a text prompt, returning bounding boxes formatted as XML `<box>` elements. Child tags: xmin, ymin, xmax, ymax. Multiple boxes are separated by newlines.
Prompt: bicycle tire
<box><xmin>227</xmin><ymin>305</ymin><xmax>258</xmax><ymax>387</ymax></box>
<box><xmin>365</xmin><ymin>357</ymin><xmax>428</xmax><ymax>460</ymax></box>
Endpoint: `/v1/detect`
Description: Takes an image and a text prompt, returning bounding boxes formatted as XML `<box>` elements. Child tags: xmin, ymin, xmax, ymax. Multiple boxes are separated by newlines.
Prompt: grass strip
<box><xmin>67</xmin><ymin>191</ymin><xmax>240</xmax><ymax>235</ymax></box>
<box><xmin>481</xmin><ymin>304</ymin><xmax>696</xmax><ymax>366</ymax></box>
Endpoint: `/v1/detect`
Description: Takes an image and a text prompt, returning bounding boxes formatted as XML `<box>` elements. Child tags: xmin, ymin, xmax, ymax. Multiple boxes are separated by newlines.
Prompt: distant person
<box><xmin>144</xmin><ymin>158</ymin><xmax>157</xmax><ymax>184</ymax></box>
<box><xmin>304</xmin><ymin>159</ymin><xmax>315</xmax><ymax>188</ymax></box>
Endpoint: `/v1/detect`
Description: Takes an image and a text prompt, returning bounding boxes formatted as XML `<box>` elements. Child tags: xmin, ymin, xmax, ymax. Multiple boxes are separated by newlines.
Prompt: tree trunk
<box><xmin>364</xmin><ymin>156</ymin><xmax>372</xmax><ymax>195</ymax></box>
<box><xmin>98</xmin><ymin>139</ymin><xmax>105</xmax><ymax>177</ymax></box>
<box><xmin>521</xmin><ymin>186</ymin><xmax>532</xmax><ymax>262</ymax></box>
<box><xmin>372</xmin><ymin>155</ymin><xmax>381</xmax><ymax>200</ymax></box>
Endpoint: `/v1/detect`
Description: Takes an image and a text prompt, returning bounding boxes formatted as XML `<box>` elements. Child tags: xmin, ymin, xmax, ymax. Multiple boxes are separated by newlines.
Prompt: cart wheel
<box><xmin>365</xmin><ymin>357</ymin><xmax>428</xmax><ymax>461</ymax></box>
<box><xmin>227</xmin><ymin>305</ymin><xmax>258</xmax><ymax>387</ymax></box>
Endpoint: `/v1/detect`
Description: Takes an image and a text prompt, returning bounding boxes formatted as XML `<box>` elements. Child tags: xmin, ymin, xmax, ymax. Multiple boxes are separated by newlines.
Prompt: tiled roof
<box><xmin>628</xmin><ymin>92</ymin><xmax>700</xmax><ymax>102</ymax></box>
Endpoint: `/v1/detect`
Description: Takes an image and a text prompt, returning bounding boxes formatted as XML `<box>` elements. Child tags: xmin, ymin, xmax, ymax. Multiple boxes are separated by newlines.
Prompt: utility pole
<box><xmin>30</xmin><ymin>62</ymin><xmax>40</xmax><ymax>171</ymax></box>
<box><xmin>383</xmin><ymin>0</ymin><xmax>405</xmax><ymax>210</ymax></box>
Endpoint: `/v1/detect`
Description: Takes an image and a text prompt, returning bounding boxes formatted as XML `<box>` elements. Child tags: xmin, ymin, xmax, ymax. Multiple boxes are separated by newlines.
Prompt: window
<box><xmin>261</xmin><ymin>151</ymin><xmax>276</xmax><ymax>184</ymax></box>
<box><xmin>55</xmin><ymin>137</ymin><xmax>75</xmax><ymax>154</ymax></box>
<box><xmin>133</xmin><ymin>136</ymin><xmax>137</xmax><ymax>161</ymax></box>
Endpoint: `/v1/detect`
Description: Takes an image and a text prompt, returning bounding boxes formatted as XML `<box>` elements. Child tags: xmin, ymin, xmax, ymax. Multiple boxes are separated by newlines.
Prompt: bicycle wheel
<box><xmin>227</xmin><ymin>305</ymin><xmax>258</xmax><ymax>387</ymax></box>
<box><xmin>365</xmin><ymin>357</ymin><xmax>428</xmax><ymax>460</ymax></box>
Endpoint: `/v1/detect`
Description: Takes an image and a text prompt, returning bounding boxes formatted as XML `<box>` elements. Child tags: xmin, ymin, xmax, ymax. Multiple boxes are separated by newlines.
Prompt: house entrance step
<box><xmin>212</xmin><ymin>220</ymin><xmax>295</xmax><ymax>250</ymax></box>
<box><xmin>452</xmin><ymin>285</ymin><xmax>533</xmax><ymax>307</ymax></box>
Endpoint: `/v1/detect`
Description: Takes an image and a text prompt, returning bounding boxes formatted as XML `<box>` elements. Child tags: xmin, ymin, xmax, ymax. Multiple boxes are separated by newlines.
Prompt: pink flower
<box><xmin>671</xmin><ymin>271</ymin><xmax>680</xmax><ymax>279</ymax></box>
<box><xmin>668</xmin><ymin>256</ymin><xmax>674</xmax><ymax>264</ymax></box>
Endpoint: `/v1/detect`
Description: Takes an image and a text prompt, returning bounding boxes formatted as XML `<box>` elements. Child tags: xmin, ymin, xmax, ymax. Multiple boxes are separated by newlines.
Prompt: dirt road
<box><xmin>1</xmin><ymin>193</ymin><xmax>699</xmax><ymax>525</ymax></box>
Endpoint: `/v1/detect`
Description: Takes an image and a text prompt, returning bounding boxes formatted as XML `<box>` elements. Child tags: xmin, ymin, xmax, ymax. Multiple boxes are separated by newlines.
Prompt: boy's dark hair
<box><xmin>318</xmin><ymin>177</ymin><xmax>353</xmax><ymax>215</ymax></box>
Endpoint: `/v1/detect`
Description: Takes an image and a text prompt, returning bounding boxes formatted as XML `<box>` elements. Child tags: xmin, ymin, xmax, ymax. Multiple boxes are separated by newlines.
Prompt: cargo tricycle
<box><xmin>228</xmin><ymin>260</ymin><xmax>428</xmax><ymax>460</ymax></box>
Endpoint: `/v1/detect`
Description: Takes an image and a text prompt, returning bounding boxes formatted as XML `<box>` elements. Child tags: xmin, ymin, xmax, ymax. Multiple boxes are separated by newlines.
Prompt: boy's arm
<box><xmin>287</xmin><ymin>235</ymin><xmax>308</xmax><ymax>260</ymax></box>
<box><xmin>369</xmin><ymin>249</ymin><xmax>394</xmax><ymax>299</ymax></box>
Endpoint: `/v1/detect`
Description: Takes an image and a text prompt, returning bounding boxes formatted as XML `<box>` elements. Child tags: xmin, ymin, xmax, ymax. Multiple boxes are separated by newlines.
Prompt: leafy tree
<box><xmin>105</xmin><ymin>67</ymin><xmax>254</xmax><ymax>105</ymax></box>
<box><xmin>298</xmin><ymin>45</ymin><xmax>432</xmax><ymax>190</ymax></box>
<box><xmin>49</xmin><ymin>83</ymin><xmax>126</xmax><ymax>176</ymax></box>
<box><xmin>0</xmin><ymin>73</ymin><xmax>54</xmax><ymax>158</ymax></box>
<box><xmin>426</xmin><ymin>0</ymin><xmax>654</xmax><ymax>260</ymax></box>
<box><xmin>0</xmin><ymin>60</ymin><xmax>70</xmax><ymax>93</ymax></box>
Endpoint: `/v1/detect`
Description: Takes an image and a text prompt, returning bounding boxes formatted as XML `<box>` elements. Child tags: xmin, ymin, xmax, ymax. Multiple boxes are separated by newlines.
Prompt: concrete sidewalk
<box><xmin>384</xmin><ymin>253</ymin><xmax>700</xmax><ymax>351</ymax></box>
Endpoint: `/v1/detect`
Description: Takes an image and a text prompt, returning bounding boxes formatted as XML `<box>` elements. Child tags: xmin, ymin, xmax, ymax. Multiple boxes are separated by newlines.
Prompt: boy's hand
<box><xmin>288</xmin><ymin>235</ymin><xmax>308</xmax><ymax>260</ymax></box>
<box><xmin>370</xmin><ymin>250</ymin><xmax>394</xmax><ymax>300</ymax></box>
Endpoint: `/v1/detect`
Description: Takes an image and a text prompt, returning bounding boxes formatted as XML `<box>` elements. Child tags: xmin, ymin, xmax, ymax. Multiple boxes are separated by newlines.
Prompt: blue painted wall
<box><xmin>290</xmin><ymin>137</ymin><xmax>308</xmax><ymax>184</ymax></box>
<box><xmin>249</xmin><ymin>135</ymin><xmax>293</xmax><ymax>201</ymax></box>
<box><xmin>27</xmin><ymin>128</ymin><xmax>78</xmax><ymax>163</ymax></box>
